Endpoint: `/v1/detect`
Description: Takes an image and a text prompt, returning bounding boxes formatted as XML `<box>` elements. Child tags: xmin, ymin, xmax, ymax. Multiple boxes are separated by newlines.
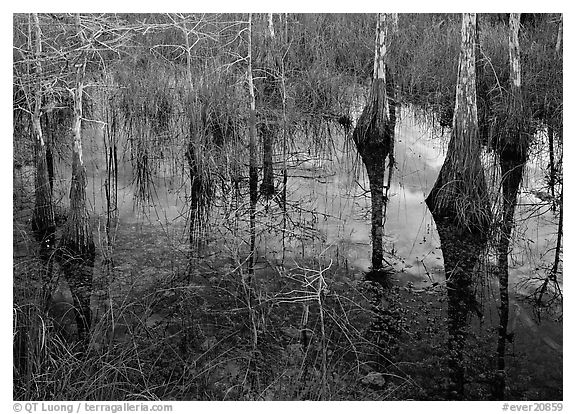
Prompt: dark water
<box><xmin>13</xmin><ymin>107</ymin><xmax>562</xmax><ymax>399</ymax></box>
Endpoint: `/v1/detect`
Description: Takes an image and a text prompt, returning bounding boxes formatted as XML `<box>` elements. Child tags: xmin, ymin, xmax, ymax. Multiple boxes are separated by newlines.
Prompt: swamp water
<box><xmin>13</xmin><ymin>108</ymin><xmax>562</xmax><ymax>399</ymax></box>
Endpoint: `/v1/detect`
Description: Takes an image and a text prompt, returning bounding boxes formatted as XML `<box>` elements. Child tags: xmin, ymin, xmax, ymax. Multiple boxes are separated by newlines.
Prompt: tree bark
<box><xmin>247</xmin><ymin>14</ymin><xmax>258</xmax><ymax>279</ymax></box>
<box><xmin>103</xmin><ymin>100</ymin><xmax>119</xmax><ymax>252</ymax></box>
<box><xmin>547</xmin><ymin>126</ymin><xmax>557</xmax><ymax>212</ymax></box>
<box><xmin>494</xmin><ymin>12</ymin><xmax>527</xmax><ymax>400</ymax></box>
<box><xmin>31</xmin><ymin>13</ymin><xmax>56</xmax><ymax>249</ymax></box>
<box><xmin>30</xmin><ymin>14</ymin><xmax>57</xmax><ymax>316</ymax></box>
<box><xmin>555</xmin><ymin>15</ymin><xmax>562</xmax><ymax>53</ymax></box>
<box><xmin>58</xmin><ymin>14</ymin><xmax>95</xmax><ymax>342</ymax></box>
<box><xmin>244</xmin><ymin>16</ymin><xmax>261</xmax><ymax>390</ymax></box>
<box><xmin>260</xmin><ymin>13</ymin><xmax>277</xmax><ymax>199</ymax></box>
<box><xmin>390</xmin><ymin>13</ymin><xmax>398</xmax><ymax>32</ymax></box>
<box><xmin>426</xmin><ymin>13</ymin><xmax>490</xmax><ymax>232</ymax></box>
<box><xmin>352</xmin><ymin>13</ymin><xmax>395</xmax><ymax>272</ymax></box>
<box><xmin>186</xmin><ymin>137</ymin><xmax>207</xmax><ymax>250</ymax></box>
<box><xmin>550</xmin><ymin>186</ymin><xmax>563</xmax><ymax>285</ymax></box>
<box><xmin>280</xmin><ymin>23</ymin><xmax>289</xmax><ymax>263</ymax></box>
<box><xmin>40</xmin><ymin>113</ymin><xmax>56</xmax><ymax>194</ymax></box>
<box><xmin>425</xmin><ymin>13</ymin><xmax>490</xmax><ymax>399</ymax></box>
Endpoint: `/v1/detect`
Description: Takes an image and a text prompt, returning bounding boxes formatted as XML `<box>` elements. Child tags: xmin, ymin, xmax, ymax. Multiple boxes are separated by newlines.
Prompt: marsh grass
<box><xmin>13</xmin><ymin>13</ymin><xmax>562</xmax><ymax>401</ymax></box>
<box><xmin>13</xmin><ymin>243</ymin><xmax>413</xmax><ymax>400</ymax></box>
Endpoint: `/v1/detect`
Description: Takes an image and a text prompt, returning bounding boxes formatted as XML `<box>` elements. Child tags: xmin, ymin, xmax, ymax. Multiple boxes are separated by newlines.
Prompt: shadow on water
<box><xmin>363</xmin><ymin>218</ymin><xmax>490</xmax><ymax>399</ymax></box>
<box><xmin>13</xmin><ymin>106</ymin><xmax>561</xmax><ymax>400</ymax></box>
<box><xmin>434</xmin><ymin>218</ymin><xmax>487</xmax><ymax>399</ymax></box>
<box><xmin>55</xmin><ymin>249</ymin><xmax>95</xmax><ymax>344</ymax></box>
<box><xmin>99</xmin><ymin>110</ymin><xmax>561</xmax><ymax>399</ymax></box>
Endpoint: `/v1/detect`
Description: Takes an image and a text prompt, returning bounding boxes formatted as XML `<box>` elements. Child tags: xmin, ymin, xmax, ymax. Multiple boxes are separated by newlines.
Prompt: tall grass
<box><xmin>13</xmin><ymin>13</ymin><xmax>562</xmax><ymax>401</ymax></box>
<box><xmin>14</xmin><ymin>246</ymin><xmax>418</xmax><ymax>400</ymax></box>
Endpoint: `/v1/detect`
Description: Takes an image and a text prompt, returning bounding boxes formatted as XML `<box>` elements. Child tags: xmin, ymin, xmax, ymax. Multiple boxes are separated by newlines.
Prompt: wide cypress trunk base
<box><xmin>353</xmin><ymin>78</ymin><xmax>394</xmax><ymax>271</ymax></box>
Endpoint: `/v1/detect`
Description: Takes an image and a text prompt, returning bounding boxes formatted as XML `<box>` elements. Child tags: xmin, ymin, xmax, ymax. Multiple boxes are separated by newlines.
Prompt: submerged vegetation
<box><xmin>13</xmin><ymin>13</ymin><xmax>562</xmax><ymax>401</ymax></box>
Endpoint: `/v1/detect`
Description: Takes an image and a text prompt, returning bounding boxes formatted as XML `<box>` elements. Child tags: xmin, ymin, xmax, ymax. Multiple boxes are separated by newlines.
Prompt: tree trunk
<box><xmin>547</xmin><ymin>125</ymin><xmax>556</xmax><ymax>212</ymax></box>
<box><xmin>260</xmin><ymin>13</ymin><xmax>277</xmax><ymax>198</ymax></box>
<box><xmin>57</xmin><ymin>14</ymin><xmax>95</xmax><ymax>343</ymax></box>
<box><xmin>30</xmin><ymin>14</ymin><xmax>57</xmax><ymax>314</ymax></box>
<box><xmin>31</xmin><ymin>14</ymin><xmax>56</xmax><ymax>249</ymax></box>
<box><xmin>494</xmin><ymin>12</ymin><xmax>528</xmax><ymax>400</ymax></box>
<box><xmin>260</xmin><ymin>123</ymin><xmax>275</xmax><ymax>198</ymax></box>
<box><xmin>390</xmin><ymin>13</ymin><xmax>399</xmax><ymax>32</ymax></box>
<box><xmin>476</xmin><ymin>15</ymin><xmax>491</xmax><ymax>147</ymax></box>
<box><xmin>186</xmin><ymin>138</ymin><xmax>207</xmax><ymax>250</ymax></box>
<box><xmin>243</xmin><ymin>17</ymin><xmax>261</xmax><ymax>392</ymax></box>
<box><xmin>368</xmin><ymin>161</ymin><xmax>385</xmax><ymax>270</ymax></box>
<box><xmin>185</xmin><ymin>108</ymin><xmax>214</xmax><ymax>279</ymax></box>
<box><xmin>440</xmin><ymin>217</ymin><xmax>483</xmax><ymax>399</ymax></box>
<box><xmin>40</xmin><ymin>113</ymin><xmax>55</xmax><ymax>194</ymax></box>
<box><xmin>495</xmin><ymin>159</ymin><xmax>522</xmax><ymax>399</ymax></box>
<box><xmin>352</xmin><ymin>13</ymin><xmax>395</xmax><ymax>272</ymax></box>
<box><xmin>425</xmin><ymin>13</ymin><xmax>490</xmax><ymax>399</ymax></box>
<box><xmin>180</xmin><ymin>20</ymin><xmax>210</xmax><ymax>269</ymax></box>
<box><xmin>425</xmin><ymin>13</ymin><xmax>490</xmax><ymax>232</ymax></box>
<box><xmin>550</xmin><ymin>186</ymin><xmax>562</xmax><ymax>284</ymax></box>
<box><xmin>32</xmin><ymin>118</ymin><xmax>55</xmax><ymax>246</ymax></box>
<box><xmin>104</xmin><ymin>100</ymin><xmax>119</xmax><ymax>253</ymax></box>
<box><xmin>247</xmin><ymin>14</ymin><xmax>258</xmax><ymax>279</ymax></box>
<box><xmin>279</xmin><ymin>17</ymin><xmax>289</xmax><ymax>264</ymax></box>
<box><xmin>555</xmin><ymin>14</ymin><xmax>562</xmax><ymax>53</ymax></box>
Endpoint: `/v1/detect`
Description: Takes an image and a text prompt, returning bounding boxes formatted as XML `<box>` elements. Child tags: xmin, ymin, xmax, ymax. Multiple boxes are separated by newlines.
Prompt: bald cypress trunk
<box><xmin>260</xmin><ymin>13</ymin><xmax>277</xmax><ymax>199</ymax></box>
<box><xmin>555</xmin><ymin>15</ymin><xmax>562</xmax><ymax>53</ymax></box>
<box><xmin>243</xmin><ymin>17</ymin><xmax>261</xmax><ymax>393</ymax></box>
<box><xmin>30</xmin><ymin>14</ymin><xmax>56</xmax><ymax>252</ymax></box>
<box><xmin>187</xmin><ymin>140</ymin><xmax>203</xmax><ymax>249</ymax></box>
<box><xmin>16</xmin><ymin>14</ymin><xmax>58</xmax><ymax>377</ymax></box>
<box><xmin>32</xmin><ymin>117</ymin><xmax>55</xmax><ymax>247</ymax></box>
<box><xmin>40</xmin><ymin>113</ymin><xmax>55</xmax><ymax>194</ymax></box>
<box><xmin>494</xmin><ymin>13</ymin><xmax>529</xmax><ymax>399</ymax></box>
<box><xmin>57</xmin><ymin>14</ymin><xmax>95</xmax><ymax>342</ymax></box>
<box><xmin>425</xmin><ymin>14</ymin><xmax>490</xmax><ymax>232</ymax></box>
<box><xmin>547</xmin><ymin>125</ymin><xmax>556</xmax><ymax>212</ymax></box>
<box><xmin>29</xmin><ymin>14</ymin><xmax>57</xmax><ymax>316</ymax></box>
<box><xmin>425</xmin><ymin>14</ymin><xmax>490</xmax><ymax>399</ymax></box>
<box><xmin>352</xmin><ymin>13</ymin><xmax>396</xmax><ymax>272</ymax></box>
<box><xmin>247</xmin><ymin>14</ymin><xmax>258</xmax><ymax>279</ymax></box>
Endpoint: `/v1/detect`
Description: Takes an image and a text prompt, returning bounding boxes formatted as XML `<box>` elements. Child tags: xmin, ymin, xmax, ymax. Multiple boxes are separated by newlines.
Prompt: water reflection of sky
<box><xmin>296</xmin><ymin>110</ymin><xmax>448</xmax><ymax>283</ymax></box>
<box><xmin>286</xmin><ymin>110</ymin><xmax>560</xmax><ymax>293</ymax></box>
<box><xmin>77</xmin><ymin>111</ymin><xmax>561</xmax><ymax>294</ymax></box>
